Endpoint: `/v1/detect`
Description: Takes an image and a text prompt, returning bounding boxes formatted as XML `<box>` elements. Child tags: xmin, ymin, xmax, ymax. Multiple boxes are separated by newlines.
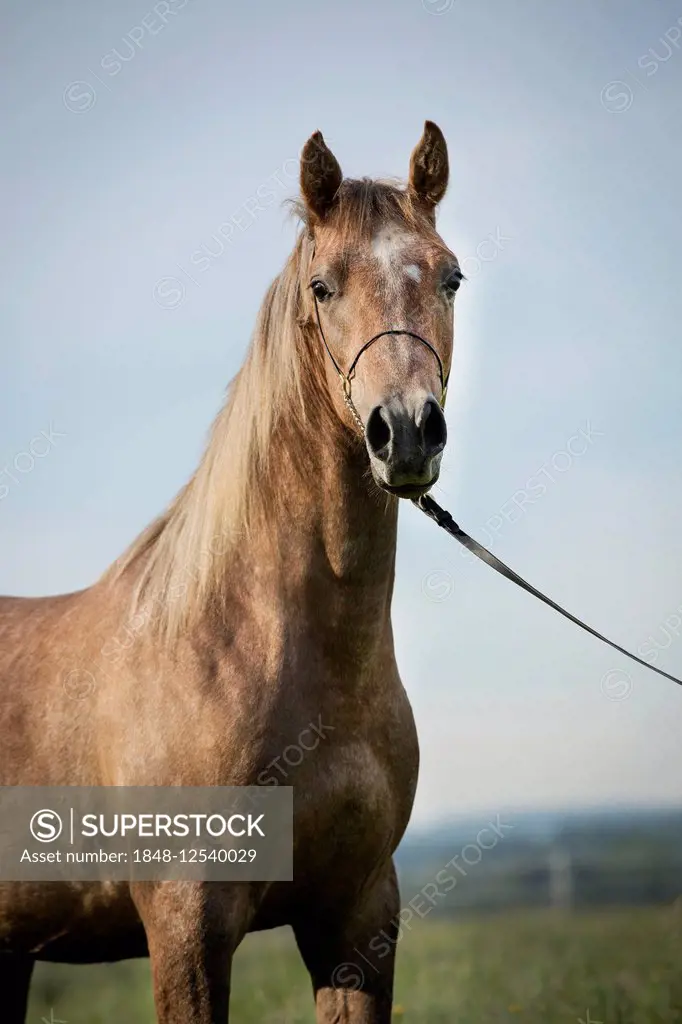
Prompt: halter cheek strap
<box><xmin>312</xmin><ymin>295</ymin><xmax>450</xmax><ymax>436</ymax></box>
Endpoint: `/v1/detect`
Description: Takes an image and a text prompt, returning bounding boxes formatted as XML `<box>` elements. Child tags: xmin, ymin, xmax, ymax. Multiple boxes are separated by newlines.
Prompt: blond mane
<box><xmin>106</xmin><ymin>180</ymin><xmax>434</xmax><ymax>640</ymax></box>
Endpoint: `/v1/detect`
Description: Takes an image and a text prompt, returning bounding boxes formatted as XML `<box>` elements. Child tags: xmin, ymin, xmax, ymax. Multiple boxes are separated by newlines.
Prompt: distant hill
<box><xmin>398</xmin><ymin>806</ymin><xmax>682</xmax><ymax>855</ymax></box>
<box><xmin>394</xmin><ymin>807</ymin><xmax>682</xmax><ymax>912</ymax></box>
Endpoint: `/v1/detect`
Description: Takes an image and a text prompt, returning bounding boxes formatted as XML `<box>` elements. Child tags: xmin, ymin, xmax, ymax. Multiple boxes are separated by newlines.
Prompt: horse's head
<box><xmin>299</xmin><ymin>121</ymin><xmax>459</xmax><ymax>499</ymax></box>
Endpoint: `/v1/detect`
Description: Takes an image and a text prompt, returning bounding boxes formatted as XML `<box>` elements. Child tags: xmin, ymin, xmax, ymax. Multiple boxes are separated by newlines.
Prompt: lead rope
<box><xmin>413</xmin><ymin>492</ymin><xmax>682</xmax><ymax>688</ymax></box>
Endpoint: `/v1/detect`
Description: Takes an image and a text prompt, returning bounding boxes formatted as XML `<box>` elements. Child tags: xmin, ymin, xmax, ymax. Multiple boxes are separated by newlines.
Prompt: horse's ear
<box><xmin>300</xmin><ymin>131</ymin><xmax>343</xmax><ymax>224</ymax></box>
<box><xmin>408</xmin><ymin>121</ymin><xmax>449</xmax><ymax>213</ymax></box>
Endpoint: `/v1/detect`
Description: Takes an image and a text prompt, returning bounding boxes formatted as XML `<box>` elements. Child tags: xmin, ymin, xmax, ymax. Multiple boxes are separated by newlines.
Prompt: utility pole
<box><xmin>549</xmin><ymin>844</ymin><xmax>573</xmax><ymax>909</ymax></box>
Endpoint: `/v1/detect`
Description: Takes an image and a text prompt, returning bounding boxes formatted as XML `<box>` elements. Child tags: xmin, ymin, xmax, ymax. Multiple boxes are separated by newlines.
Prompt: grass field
<box><xmin>28</xmin><ymin>906</ymin><xmax>682</xmax><ymax>1023</ymax></box>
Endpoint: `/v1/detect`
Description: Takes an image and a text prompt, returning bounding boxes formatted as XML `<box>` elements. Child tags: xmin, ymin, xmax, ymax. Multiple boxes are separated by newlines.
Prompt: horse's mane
<box><xmin>105</xmin><ymin>179</ymin><xmax>433</xmax><ymax>641</ymax></box>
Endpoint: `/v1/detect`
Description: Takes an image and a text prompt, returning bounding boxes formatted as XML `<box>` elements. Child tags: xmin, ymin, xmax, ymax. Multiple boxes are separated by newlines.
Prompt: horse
<box><xmin>0</xmin><ymin>120</ymin><xmax>458</xmax><ymax>1023</ymax></box>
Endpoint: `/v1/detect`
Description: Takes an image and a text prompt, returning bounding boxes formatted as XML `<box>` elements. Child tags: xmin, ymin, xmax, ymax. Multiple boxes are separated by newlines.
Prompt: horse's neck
<box><xmin>243</xmin><ymin>420</ymin><xmax>399</xmax><ymax>641</ymax></box>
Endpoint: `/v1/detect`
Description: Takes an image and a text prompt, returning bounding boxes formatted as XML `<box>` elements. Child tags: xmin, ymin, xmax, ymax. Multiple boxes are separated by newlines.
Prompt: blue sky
<box><xmin>3</xmin><ymin>0</ymin><xmax>682</xmax><ymax>825</ymax></box>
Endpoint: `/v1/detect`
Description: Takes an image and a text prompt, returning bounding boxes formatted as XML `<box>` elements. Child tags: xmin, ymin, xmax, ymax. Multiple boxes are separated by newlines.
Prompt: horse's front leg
<box><xmin>294</xmin><ymin>862</ymin><xmax>400</xmax><ymax>1024</ymax></box>
<box><xmin>131</xmin><ymin>880</ymin><xmax>256</xmax><ymax>1024</ymax></box>
<box><xmin>0</xmin><ymin>953</ymin><xmax>34</xmax><ymax>1024</ymax></box>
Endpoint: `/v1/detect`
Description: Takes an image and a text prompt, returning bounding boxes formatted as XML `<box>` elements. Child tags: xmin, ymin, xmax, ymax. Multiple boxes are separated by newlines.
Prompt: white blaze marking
<box><xmin>370</xmin><ymin>226</ymin><xmax>422</xmax><ymax>374</ymax></box>
<box><xmin>371</xmin><ymin>226</ymin><xmax>413</xmax><ymax>293</ymax></box>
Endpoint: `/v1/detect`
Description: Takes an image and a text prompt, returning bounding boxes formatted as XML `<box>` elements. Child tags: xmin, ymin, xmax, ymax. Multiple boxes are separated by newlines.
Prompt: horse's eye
<box><xmin>443</xmin><ymin>269</ymin><xmax>463</xmax><ymax>297</ymax></box>
<box><xmin>311</xmin><ymin>280</ymin><xmax>332</xmax><ymax>302</ymax></box>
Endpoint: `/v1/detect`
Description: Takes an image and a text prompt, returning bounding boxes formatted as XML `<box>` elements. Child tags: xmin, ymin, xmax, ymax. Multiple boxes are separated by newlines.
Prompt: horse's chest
<box><xmin>292</xmin><ymin>729</ymin><xmax>418</xmax><ymax>880</ymax></box>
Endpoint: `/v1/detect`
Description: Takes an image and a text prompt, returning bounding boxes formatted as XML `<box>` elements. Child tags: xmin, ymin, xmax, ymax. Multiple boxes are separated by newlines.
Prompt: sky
<box><xmin>3</xmin><ymin>0</ymin><xmax>682</xmax><ymax>827</ymax></box>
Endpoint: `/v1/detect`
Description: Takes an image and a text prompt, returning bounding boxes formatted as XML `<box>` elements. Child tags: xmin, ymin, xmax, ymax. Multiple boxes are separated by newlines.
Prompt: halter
<box><xmin>312</xmin><ymin>295</ymin><xmax>449</xmax><ymax>435</ymax></box>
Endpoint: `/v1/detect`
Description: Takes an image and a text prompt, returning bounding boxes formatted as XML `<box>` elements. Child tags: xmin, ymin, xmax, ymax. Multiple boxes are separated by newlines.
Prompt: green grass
<box><xmin>28</xmin><ymin>906</ymin><xmax>682</xmax><ymax>1023</ymax></box>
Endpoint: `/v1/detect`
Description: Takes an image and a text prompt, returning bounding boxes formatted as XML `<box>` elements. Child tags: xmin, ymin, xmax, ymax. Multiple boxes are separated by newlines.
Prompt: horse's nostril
<box><xmin>421</xmin><ymin>399</ymin><xmax>447</xmax><ymax>454</ymax></box>
<box><xmin>366</xmin><ymin>406</ymin><xmax>392</xmax><ymax>458</ymax></box>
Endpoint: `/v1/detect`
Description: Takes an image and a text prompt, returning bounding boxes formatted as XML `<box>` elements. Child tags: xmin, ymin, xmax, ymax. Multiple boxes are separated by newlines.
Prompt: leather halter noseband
<box><xmin>312</xmin><ymin>295</ymin><xmax>449</xmax><ymax>435</ymax></box>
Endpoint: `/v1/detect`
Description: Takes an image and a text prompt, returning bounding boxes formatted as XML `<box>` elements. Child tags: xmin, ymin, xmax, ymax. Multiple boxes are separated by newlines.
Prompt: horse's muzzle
<box><xmin>365</xmin><ymin>395</ymin><xmax>447</xmax><ymax>497</ymax></box>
